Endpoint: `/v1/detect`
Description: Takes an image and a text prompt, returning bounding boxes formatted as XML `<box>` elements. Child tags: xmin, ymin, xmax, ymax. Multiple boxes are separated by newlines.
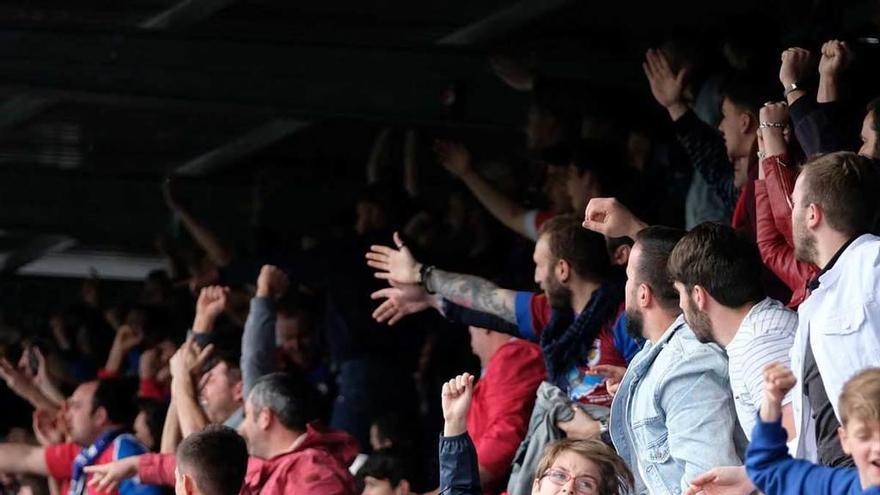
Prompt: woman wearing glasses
<box><xmin>439</xmin><ymin>373</ymin><xmax>633</xmax><ymax>495</ymax></box>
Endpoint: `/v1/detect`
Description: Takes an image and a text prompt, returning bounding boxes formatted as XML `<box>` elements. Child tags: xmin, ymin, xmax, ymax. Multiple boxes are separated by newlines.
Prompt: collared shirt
<box><xmin>610</xmin><ymin>316</ymin><xmax>743</xmax><ymax>494</ymax></box>
<box><xmin>807</xmin><ymin>235</ymin><xmax>861</xmax><ymax>291</ymax></box>
<box><xmin>726</xmin><ymin>298</ymin><xmax>798</xmax><ymax>439</ymax></box>
<box><xmin>792</xmin><ymin>233</ymin><xmax>880</xmax><ymax>463</ymax></box>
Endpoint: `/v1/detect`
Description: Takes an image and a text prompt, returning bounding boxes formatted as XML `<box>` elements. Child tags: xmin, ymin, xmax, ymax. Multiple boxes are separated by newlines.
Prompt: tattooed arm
<box><xmin>366</xmin><ymin>234</ymin><xmax>516</xmax><ymax>324</ymax></box>
<box><xmin>426</xmin><ymin>269</ymin><xmax>517</xmax><ymax>324</ymax></box>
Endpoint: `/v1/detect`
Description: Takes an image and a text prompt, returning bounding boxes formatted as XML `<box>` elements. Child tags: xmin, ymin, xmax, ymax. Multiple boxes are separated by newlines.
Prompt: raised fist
<box><xmin>818</xmin><ymin>40</ymin><xmax>851</xmax><ymax>79</ymax></box>
<box><xmin>779</xmin><ymin>47</ymin><xmax>811</xmax><ymax>89</ymax></box>
<box><xmin>256</xmin><ymin>265</ymin><xmax>289</xmax><ymax>300</ymax></box>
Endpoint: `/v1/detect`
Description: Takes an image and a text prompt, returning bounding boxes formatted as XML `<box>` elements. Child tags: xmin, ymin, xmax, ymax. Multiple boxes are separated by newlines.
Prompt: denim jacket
<box><xmin>610</xmin><ymin>316</ymin><xmax>744</xmax><ymax>494</ymax></box>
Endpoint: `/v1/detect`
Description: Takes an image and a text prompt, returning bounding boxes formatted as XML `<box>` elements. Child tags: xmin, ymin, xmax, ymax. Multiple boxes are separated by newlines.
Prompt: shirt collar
<box><xmin>807</xmin><ymin>235</ymin><xmax>861</xmax><ymax>291</ymax></box>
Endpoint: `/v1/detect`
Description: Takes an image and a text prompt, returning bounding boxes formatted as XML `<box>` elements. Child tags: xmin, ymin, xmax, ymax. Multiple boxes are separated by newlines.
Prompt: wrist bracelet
<box><xmin>759</xmin><ymin>121</ymin><xmax>786</xmax><ymax>129</ymax></box>
<box><xmin>419</xmin><ymin>264</ymin><xmax>436</xmax><ymax>294</ymax></box>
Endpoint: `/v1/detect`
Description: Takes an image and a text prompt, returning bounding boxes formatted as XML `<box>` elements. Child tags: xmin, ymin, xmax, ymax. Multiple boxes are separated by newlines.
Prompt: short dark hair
<box><xmin>633</xmin><ymin>226</ymin><xmax>686</xmax><ymax>312</ymax></box>
<box><xmin>176</xmin><ymin>425</ymin><xmax>248</xmax><ymax>495</ymax></box>
<box><xmin>248</xmin><ymin>373</ymin><xmax>313</xmax><ymax>431</ymax></box>
<box><xmin>137</xmin><ymin>398</ymin><xmax>169</xmax><ymax>452</ymax></box>
<box><xmin>201</xmin><ymin>347</ymin><xmax>242</xmax><ymax>382</ymax></box>
<box><xmin>356</xmin><ymin>449</ymin><xmax>414</xmax><ymax>488</ymax></box>
<box><xmin>799</xmin><ymin>152</ymin><xmax>880</xmax><ymax>236</ymax></box>
<box><xmin>719</xmin><ymin>72</ymin><xmax>775</xmax><ymax>118</ymax></box>
<box><xmin>667</xmin><ymin>223</ymin><xmax>765</xmax><ymax>307</ymax></box>
<box><xmin>92</xmin><ymin>378</ymin><xmax>138</xmax><ymax>428</ymax></box>
<box><xmin>538</xmin><ymin>214</ymin><xmax>611</xmax><ymax>282</ymax></box>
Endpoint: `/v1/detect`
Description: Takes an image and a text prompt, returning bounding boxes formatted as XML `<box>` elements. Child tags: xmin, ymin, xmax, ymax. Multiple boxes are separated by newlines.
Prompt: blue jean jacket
<box><xmin>610</xmin><ymin>316</ymin><xmax>744</xmax><ymax>494</ymax></box>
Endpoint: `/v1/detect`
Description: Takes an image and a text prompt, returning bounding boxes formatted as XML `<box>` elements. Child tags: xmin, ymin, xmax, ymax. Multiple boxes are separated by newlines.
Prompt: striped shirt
<box><xmin>726</xmin><ymin>297</ymin><xmax>797</xmax><ymax>439</ymax></box>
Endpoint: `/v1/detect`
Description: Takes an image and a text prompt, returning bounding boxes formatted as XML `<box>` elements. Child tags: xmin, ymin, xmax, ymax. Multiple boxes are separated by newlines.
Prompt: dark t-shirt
<box><xmin>803</xmin><ymin>340</ymin><xmax>854</xmax><ymax>467</ymax></box>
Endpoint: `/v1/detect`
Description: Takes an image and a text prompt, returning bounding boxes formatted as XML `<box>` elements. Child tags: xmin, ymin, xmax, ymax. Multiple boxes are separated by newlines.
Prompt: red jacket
<box><xmin>755</xmin><ymin>154</ymin><xmax>819</xmax><ymax>307</ymax></box>
<box><xmin>138</xmin><ymin>423</ymin><xmax>358</xmax><ymax>495</ymax></box>
<box><xmin>466</xmin><ymin>339</ymin><xmax>545</xmax><ymax>490</ymax></box>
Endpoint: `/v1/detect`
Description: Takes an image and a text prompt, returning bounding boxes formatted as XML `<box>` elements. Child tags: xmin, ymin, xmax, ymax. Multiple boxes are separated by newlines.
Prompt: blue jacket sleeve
<box><xmin>441</xmin><ymin>300</ymin><xmax>521</xmax><ymax>336</ymax></box>
<box><xmin>746</xmin><ymin>416</ymin><xmax>863</xmax><ymax>495</ymax></box>
<box><xmin>439</xmin><ymin>433</ymin><xmax>482</xmax><ymax>495</ymax></box>
<box><xmin>241</xmin><ymin>297</ymin><xmax>279</xmax><ymax>398</ymax></box>
<box><xmin>114</xmin><ymin>436</ymin><xmax>165</xmax><ymax>495</ymax></box>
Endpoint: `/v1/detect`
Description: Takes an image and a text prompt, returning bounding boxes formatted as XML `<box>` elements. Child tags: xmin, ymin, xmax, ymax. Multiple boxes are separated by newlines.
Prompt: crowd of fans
<box><xmin>1</xmin><ymin>25</ymin><xmax>880</xmax><ymax>495</ymax></box>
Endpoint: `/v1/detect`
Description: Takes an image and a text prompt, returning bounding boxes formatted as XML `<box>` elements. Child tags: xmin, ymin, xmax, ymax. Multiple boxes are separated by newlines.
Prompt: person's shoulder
<box><xmin>740</xmin><ymin>299</ymin><xmax>798</xmax><ymax>338</ymax></box>
<box><xmin>110</xmin><ymin>434</ymin><xmax>149</xmax><ymax>460</ymax></box>
<box><xmin>666</xmin><ymin>327</ymin><xmax>728</xmax><ymax>372</ymax></box>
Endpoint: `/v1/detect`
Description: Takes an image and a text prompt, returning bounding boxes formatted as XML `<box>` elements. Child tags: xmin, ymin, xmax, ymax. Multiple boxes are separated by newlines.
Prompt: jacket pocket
<box><xmin>632</xmin><ymin>416</ymin><xmax>671</xmax><ymax>463</ymax></box>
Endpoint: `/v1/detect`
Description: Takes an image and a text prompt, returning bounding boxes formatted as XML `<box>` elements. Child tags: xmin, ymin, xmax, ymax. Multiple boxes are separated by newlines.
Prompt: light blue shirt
<box><xmin>610</xmin><ymin>316</ymin><xmax>744</xmax><ymax>494</ymax></box>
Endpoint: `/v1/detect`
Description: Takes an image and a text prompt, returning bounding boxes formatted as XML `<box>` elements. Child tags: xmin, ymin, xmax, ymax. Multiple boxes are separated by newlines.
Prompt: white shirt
<box><xmin>791</xmin><ymin>234</ymin><xmax>880</xmax><ymax>461</ymax></box>
<box><xmin>725</xmin><ymin>298</ymin><xmax>797</xmax><ymax>439</ymax></box>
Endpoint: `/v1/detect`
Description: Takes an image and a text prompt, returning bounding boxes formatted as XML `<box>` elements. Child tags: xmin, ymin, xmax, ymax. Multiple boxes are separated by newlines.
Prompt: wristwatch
<box><xmin>783</xmin><ymin>82</ymin><xmax>800</xmax><ymax>98</ymax></box>
<box><xmin>598</xmin><ymin>416</ymin><xmax>609</xmax><ymax>435</ymax></box>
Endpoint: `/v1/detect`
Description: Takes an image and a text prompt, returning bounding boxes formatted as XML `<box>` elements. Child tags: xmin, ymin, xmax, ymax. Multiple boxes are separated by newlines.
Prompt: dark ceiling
<box><xmin>0</xmin><ymin>0</ymin><xmax>875</xmax><ymax>276</ymax></box>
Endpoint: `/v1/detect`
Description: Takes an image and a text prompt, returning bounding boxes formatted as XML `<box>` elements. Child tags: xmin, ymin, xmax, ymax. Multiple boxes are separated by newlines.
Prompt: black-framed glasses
<box><xmin>540</xmin><ymin>468</ymin><xmax>598</xmax><ymax>494</ymax></box>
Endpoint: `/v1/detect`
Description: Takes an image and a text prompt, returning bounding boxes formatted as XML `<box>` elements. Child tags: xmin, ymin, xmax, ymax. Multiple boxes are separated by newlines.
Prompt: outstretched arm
<box><xmin>366</xmin><ymin>234</ymin><xmax>516</xmax><ymax>324</ymax></box>
<box><xmin>0</xmin><ymin>443</ymin><xmax>47</xmax><ymax>476</ymax></box>
<box><xmin>164</xmin><ymin>178</ymin><xmax>233</xmax><ymax>268</ymax></box>
<box><xmin>434</xmin><ymin>141</ymin><xmax>534</xmax><ymax>239</ymax></box>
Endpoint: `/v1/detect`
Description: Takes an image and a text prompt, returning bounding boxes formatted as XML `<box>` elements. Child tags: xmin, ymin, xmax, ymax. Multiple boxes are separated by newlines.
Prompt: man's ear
<box><xmin>556</xmin><ymin>258</ymin><xmax>571</xmax><ymax>284</ymax></box>
<box><xmin>806</xmin><ymin>203</ymin><xmax>822</xmax><ymax>229</ymax></box>
<box><xmin>838</xmin><ymin>426</ymin><xmax>852</xmax><ymax>455</ymax></box>
<box><xmin>92</xmin><ymin>406</ymin><xmax>109</xmax><ymax>427</ymax></box>
<box><xmin>740</xmin><ymin>111</ymin><xmax>754</xmax><ymax>134</ymax></box>
<box><xmin>183</xmin><ymin>473</ymin><xmax>197</xmax><ymax>495</ymax></box>
<box><xmin>638</xmin><ymin>283</ymin><xmax>651</xmax><ymax>309</ymax></box>
<box><xmin>233</xmin><ymin>380</ymin><xmax>244</xmax><ymax>403</ymax></box>
<box><xmin>692</xmin><ymin>285</ymin><xmax>708</xmax><ymax>311</ymax></box>
<box><xmin>612</xmin><ymin>244</ymin><xmax>631</xmax><ymax>266</ymax></box>
<box><xmin>257</xmin><ymin>407</ymin><xmax>272</xmax><ymax>430</ymax></box>
<box><xmin>395</xmin><ymin>479</ymin><xmax>411</xmax><ymax>495</ymax></box>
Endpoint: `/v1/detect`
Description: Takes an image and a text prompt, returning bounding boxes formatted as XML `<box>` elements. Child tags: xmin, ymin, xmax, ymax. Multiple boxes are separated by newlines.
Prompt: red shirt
<box><xmin>514</xmin><ymin>292</ymin><xmax>627</xmax><ymax>407</ymax></box>
<box><xmin>466</xmin><ymin>339</ymin><xmax>545</xmax><ymax>485</ymax></box>
<box><xmin>138</xmin><ymin>423</ymin><xmax>357</xmax><ymax>495</ymax></box>
<box><xmin>44</xmin><ymin>435</ymin><xmax>159</xmax><ymax>495</ymax></box>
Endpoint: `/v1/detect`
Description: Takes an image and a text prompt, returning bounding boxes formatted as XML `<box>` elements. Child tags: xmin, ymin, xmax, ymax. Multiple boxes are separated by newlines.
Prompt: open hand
<box><xmin>84</xmin><ymin>457</ymin><xmax>140</xmax><ymax>493</ymax></box>
<box><xmin>643</xmin><ymin>48</ymin><xmax>687</xmax><ymax>111</ymax></box>
<box><xmin>366</xmin><ymin>232</ymin><xmax>422</xmax><ymax>285</ymax></box>
<box><xmin>684</xmin><ymin>466</ymin><xmax>755</xmax><ymax>495</ymax></box>
<box><xmin>370</xmin><ymin>282</ymin><xmax>432</xmax><ymax>325</ymax></box>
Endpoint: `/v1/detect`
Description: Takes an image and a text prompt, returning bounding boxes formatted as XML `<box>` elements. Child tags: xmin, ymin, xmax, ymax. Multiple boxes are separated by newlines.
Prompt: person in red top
<box><xmin>466</xmin><ymin>327</ymin><xmax>545</xmax><ymax>493</ymax></box>
<box><xmin>0</xmin><ymin>379</ymin><xmax>161</xmax><ymax>495</ymax></box>
<box><xmin>367</xmin><ymin>216</ymin><xmax>639</xmax><ymax>432</ymax></box>
<box><xmin>83</xmin><ymin>373</ymin><xmax>358</xmax><ymax>495</ymax></box>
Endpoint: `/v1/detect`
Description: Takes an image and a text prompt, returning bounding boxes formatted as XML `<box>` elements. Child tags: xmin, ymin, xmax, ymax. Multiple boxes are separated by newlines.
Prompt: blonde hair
<box><xmin>839</xmin><ymin>368</ymin><xmax>880</xmax><ymax>426</ymax></box>
<box><xmin>533</xmin><ymin>437</ymin><xmax>634</xmax><ymax>495</ymax></box>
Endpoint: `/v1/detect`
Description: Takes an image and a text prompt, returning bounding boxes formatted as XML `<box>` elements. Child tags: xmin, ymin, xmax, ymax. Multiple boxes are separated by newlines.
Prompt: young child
<box><xmin>747</xmin><ymin>363</ymin><xmax>880</xmax><ymax>494</ymax></box>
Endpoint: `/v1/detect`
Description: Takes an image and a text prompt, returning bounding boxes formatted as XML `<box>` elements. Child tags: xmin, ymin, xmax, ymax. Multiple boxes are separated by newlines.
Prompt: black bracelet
<box><xmin>419</xmin><ymin>264</ymin><xmax>436</xmax><ymax>294</ymax></box>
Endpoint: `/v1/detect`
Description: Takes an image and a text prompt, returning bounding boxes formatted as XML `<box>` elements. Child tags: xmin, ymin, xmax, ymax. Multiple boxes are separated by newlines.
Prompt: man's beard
<box><xmin>624</xmin><ymin>308</ymin><xmax>644</xmax><ymax>340</ymax></box>
<box><xmin>545</xmin><ymin>275</ymin><xmax>573</xmax><ymax>310</ymax></box>
<box><xmin>684</xmin><ymin>296</ymin><xmax>715</xmax><ymax>344</ymax></box>
<box><xmin>793</xmin><ymin>220</ymin><xmax>819</xmax><ymax>264</ymax></box>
